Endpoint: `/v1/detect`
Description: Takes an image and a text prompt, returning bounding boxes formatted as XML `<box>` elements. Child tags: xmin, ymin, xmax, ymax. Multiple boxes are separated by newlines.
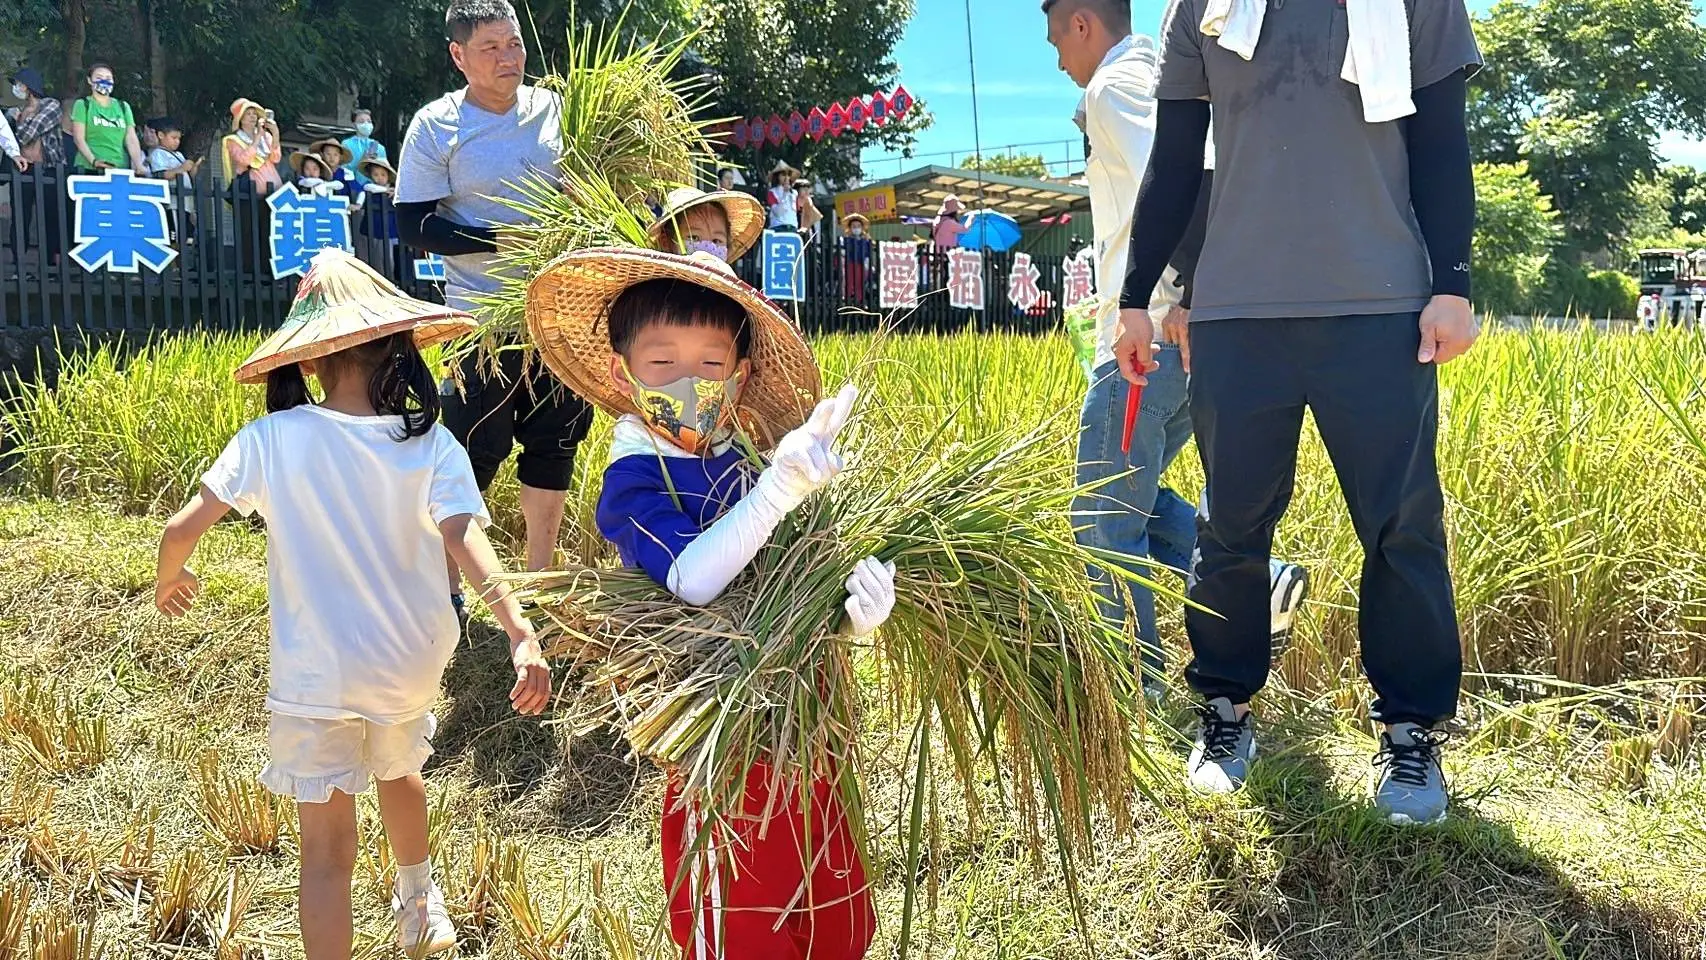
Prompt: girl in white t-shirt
<box><xmin>153</xmin><ymin>250</ymin><xmax>550</xmax><ymax>960</ymax></box>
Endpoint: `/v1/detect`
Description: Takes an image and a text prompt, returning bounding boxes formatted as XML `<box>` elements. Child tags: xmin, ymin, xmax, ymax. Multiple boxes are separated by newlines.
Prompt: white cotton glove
<box><xmin>843</xmin><ymin>557</ymin><xmax>897</xmax><ymax>638</ymax></box>
<box><xmin>753</xmin><ymin>384</ymin><xmax>857</xmax><ymax>513</ymax></box>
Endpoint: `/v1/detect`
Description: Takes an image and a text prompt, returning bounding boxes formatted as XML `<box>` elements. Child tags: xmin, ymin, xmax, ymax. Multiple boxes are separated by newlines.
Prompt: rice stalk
<box><xmin>0</xmin><ymin>677</ymin><xmax>111</xmax><ymax>774</ymax></box>
<box><xmin>446</xmin><ymin>820</ymin><xmax>504</xmax><ymax>934</ymax></box>
<box><xmin>194</xmin><ymin>752</ymin><xmax>282</xmax><ymax>854</ymax></box>
<box><xmin>0</xmin><ymin>773</ymin><xmax>56</xmax><ymax>833</ymax></box>
<box><xmin>22</xmin><ymin>823</ymin><xmax>95</xmax><ymax>890</ymax></box>
<box><xmin>149</xmin><ymin>849</ymin><xmax>212</xmax><ymax>943</ymax></box>
<box><xmin>25</xmin><ymin>904</ymin><xmax>100</xmax><ymax>960</ymax></box>
<box><xmin>0</xmin><ymin>883</ymin><xmax>28</xmax><ymax>960</ymax></box>
<box><xmin>204</xmin><ymin>869</ymin><xmax>254</xmax><ymax>960</ymax></box>
<box><xmin>496</xmin><ymin>841</ymin><xmax>581</xmax><ymax>960</ymax></box>
<box><xmin>588</xmin><ymin>861</ymin><xmax>643</xmax><ymax>960</ymax></box>
<box><xmin>94</xmin><ymin>819</ymin><xmax>157</xmax><ymax>904</ymax></box>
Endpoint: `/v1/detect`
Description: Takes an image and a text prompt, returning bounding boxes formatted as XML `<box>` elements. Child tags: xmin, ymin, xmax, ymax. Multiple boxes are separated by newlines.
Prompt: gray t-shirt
<box><xmin>1156</xmin><ymin>0</ymin><xmax>1481</xmax><ymax>321</ymax></box>
<box><xmin>395</xmin><ymin>85</ymin><xmax>562</xmax><ymax>312</ymax></box>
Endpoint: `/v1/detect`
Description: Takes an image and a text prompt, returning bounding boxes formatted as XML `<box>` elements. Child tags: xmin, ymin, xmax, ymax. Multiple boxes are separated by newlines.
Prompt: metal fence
<box><xmin>2</xmin><ymin>165</ymin><xmax>1069</xmax><ymax>337</ymax></box>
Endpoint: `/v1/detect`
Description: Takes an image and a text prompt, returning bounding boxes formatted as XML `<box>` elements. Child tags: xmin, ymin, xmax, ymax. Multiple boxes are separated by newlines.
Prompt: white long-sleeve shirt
<box><xmin>1082</xmin><ymin>34</ymin><xmax>1160</xmax><ymax>369</ymax></box>
<box><xmin>0</xmin><ymin>110</ymin><xmax>22</xmax><ymax>163</ymax></box>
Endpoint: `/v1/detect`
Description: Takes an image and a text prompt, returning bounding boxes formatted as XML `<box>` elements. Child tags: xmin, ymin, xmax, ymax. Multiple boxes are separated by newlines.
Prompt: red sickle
<box><xmin>1121</xmin><ymin>381</ymin><xmax>1143</xmax><ymax>455</ymax></box>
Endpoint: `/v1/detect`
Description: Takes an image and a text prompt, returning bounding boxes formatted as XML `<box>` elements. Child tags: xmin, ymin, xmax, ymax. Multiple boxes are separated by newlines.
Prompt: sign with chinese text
<box><xmin>762</xmin><ymin>229</ymin><xmax>805</xmax><ymax>302</ymax></box>
<box><xmin>1007</xmin><ymin>252</ymin><xmax>1044</xmax><ymax>311</ymax></box>
<box><xmin>834</xmin><ymin>185</ymin><xmax>898</xmax><ymax>223</ymax></box>
<box><xmin>414</xmin><ymin>253</ymin><xmax>446</xmax><ymax>282</ymax></box>
<box><xmin>946</xmin><ymin>248</ymin><xmax>984</xmax><ymax>310</ymax></box>
<box><xmin>878</xmin><ymin>241</ymin><xmax>919</xmax><ymax>310</ymax></box>
<box><xmin>66</xmin><ymin>170</ymin><xmax>178</xmax><ymax>273</ymax></box>
<box><xmin>268</xmin><ymin>186</ymin><xmax>353</xmax><ymax>279</ymax></box>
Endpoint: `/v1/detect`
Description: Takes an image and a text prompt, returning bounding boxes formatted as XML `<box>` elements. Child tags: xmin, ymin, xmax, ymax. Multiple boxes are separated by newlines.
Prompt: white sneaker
<box><xmin>1268</xmin><ymin>560</ymin><xmax>1310</xmax><ymax>658</ymax></box>
<box><xmin>393</xmin><ymin>883</ymin><xmax>457</xmax><ymax>956</ymax></box>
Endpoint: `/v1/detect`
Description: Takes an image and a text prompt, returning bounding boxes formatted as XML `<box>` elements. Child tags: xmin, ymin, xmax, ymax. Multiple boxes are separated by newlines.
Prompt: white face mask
<box><xmin>10</xmin><ymin>83</ymin><xmax>25</xmax><ymax>100</ymax></box>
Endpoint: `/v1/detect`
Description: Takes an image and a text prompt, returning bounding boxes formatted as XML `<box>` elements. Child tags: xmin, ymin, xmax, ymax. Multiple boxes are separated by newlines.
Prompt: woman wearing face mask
<box><xmin>342</xmin><ymin>109</ymin><xmax>389</xmax><ymax>187</ymax></box>
<box><xmin>70</xmin><ymin>63</ymin><xmax>147</xmax><ymax>177</ymax></box>
<box><xmin>647</xmin><ymin>186</ymin><xmax>765</xmax><ymax>265</ymax></box>
<box><xmin>220</xmin><ymin>98</ymin><xmax>283</xmax><ymax>271</ymax></box>
<box><xmin>841</xmin><ymin>213</ymin><xmax>872</xmax><ymax>305</ymax></box>
<box><xmin>7</xmin><ymin>69</ymin><xmax>67</xmax><ymax>263</ymax></box>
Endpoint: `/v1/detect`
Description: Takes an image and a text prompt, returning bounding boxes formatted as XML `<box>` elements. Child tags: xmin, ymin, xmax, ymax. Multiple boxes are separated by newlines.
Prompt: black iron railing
<box><xmin>3</xmin><ymin>165</ymin><xmax>1071</xmax><ymax>338</ymax></box>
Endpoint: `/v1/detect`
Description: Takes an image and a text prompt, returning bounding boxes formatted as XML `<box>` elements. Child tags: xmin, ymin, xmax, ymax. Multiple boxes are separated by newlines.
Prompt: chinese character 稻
<box><xmin>269</xmin><ymin>186</ymin><xmax>353</xmax><ymax>279</ymax></box>
<box><xmin>66</xmin><ymin>170</ymin><xmax>177</xmax><ymax>274</ymax></box>
<box><xmin>947</xmin><ymin>248</ymin><xmax>984</xmax><ymax>311</ymax></box>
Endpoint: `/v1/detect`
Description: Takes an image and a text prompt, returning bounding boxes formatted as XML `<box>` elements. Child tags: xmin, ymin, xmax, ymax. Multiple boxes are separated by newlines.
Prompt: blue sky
<box><xmin>862</xmin><ymin>0</ymin><xmax>1706</xmax><ymax>179</ymax></box>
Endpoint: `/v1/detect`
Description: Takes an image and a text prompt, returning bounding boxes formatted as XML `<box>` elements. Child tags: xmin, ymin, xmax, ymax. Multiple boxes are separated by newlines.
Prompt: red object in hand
<box><xmin>1121</xmin><ymin>381</ymin><xmax>1143</xmax><ymax>455</ymax></box>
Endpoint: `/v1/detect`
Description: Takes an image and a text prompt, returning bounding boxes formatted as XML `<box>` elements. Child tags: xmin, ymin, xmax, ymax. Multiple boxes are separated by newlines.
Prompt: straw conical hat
<box><xmin>648</xmin><ymin>187</ymin><xmax>765</xmax><ymax>260</ymax></box>
<box><xmin>234</xmin><ymin>249</ymin><xmax>475</xmax><ymax>384</ymax></box>
<box><xmin>526</xmin><ymin>248</ymin><xmax>820</xmax><ymax>447</ymax></box>
<box><xmin>309</xmin><ymin>138</ymin><xmax>352</xmax><ymax>166</ymax></box>
<box><xmin>769</xmin><ymin>158</ymin><xmax>801</xmax><ymax>178</ymax></box>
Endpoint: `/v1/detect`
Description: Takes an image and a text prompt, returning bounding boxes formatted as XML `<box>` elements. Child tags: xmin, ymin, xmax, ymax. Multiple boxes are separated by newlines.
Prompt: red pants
<box><xmin>844</xmin><ymin>262</ymin><xmax>867</xmax><ymax>304</ymax></box>
<box><xmin>662</xmin><ymin>763</ymin><xmax>875</xmax><ymax>960</ymax></box>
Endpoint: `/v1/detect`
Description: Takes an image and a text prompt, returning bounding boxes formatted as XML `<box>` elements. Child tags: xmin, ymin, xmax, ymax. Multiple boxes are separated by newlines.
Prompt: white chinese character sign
<box><xmin>1007</xmin><ymin>252</ymin><xmax>1044</xmax><ymax>312</ymax></box>
<box><xmin>1062</xmin><ymin>250</ymin><xmax>1096</xmax><ymax>308</ymax></box>
<box><xmin>414</xmin><ymin>253</ymin><xmax>446</xmax><ymax>282</ymax></box>
<box><xmin>946</xmin><ymin>248</ymin><xmax>984</xmax><ymax>311</ymax></box>
<box><xmin>878</xmin><ymin>241</ymin><xmax>919</xmax><ymax>310</ymax></box>
<box><xmin>268</xmin><ymin>186</ymin><xmax>352</xmax><ymax>279</ymax></box>
<box><xmin>66</xmin><ymin>170</ymin><xmax>178</xmax><ymax>273</ymax></box>
<box><xmin>762</xmin><ymin>229</ymin><xmax>805</xmax><ymax>302</ymax></box>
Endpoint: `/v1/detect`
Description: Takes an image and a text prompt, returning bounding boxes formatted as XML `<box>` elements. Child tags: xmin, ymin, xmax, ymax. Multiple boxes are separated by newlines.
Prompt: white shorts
<box><xmin>259</xmin><ymin>712</ymin><xmax>437</xmax><ymax>804</ymax></box>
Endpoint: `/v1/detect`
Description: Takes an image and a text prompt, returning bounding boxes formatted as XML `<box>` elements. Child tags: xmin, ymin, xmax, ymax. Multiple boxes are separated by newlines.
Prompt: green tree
<box><xmin>1469</xmin><ymin>0</ymin><xmax>1706</xmax><ymax>257</ymax></box>
<box><xmin>1472</xmin><ymin>162</ymin><xmax>1562</xmax><ymax>316</ymax></box>
<box><xmin>960</xmin><ymin>152</ymin><xmax>1050</xmax><ymax>179</ymax></box>
<box><xmin>690</xmin><ymin>0</ymin><xmax>928</xmax><ymax>186</ymax></box>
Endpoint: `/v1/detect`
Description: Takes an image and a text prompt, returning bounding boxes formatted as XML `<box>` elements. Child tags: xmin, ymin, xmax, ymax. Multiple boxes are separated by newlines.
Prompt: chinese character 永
<box><xmin>66</xmin><ymin>170</ymin><xmax>177</xmax><ymax>273</ymax></box>
<box><xmin>1008</xmin><ymin>252</ymin><xmax>1044</xmax><ymax>312</ymax></box>
<box><xmin>268</xmin><ymin>186</ymin><xmax>353</xmax><ymax>279</ymax></box>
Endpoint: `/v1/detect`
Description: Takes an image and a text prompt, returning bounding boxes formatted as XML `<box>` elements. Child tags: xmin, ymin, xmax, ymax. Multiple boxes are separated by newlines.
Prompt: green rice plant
<box><xmin>588</xmin><ymin>860</ymin><xmax>645</xmax><ymax>960</ymax></box>
<box><xmin>518</xmin><ymin>398</ymin><xmax>1171</xmax><ymax>939</ymax></box>
<box><xmin>194</xmin><ymin>752</ymin><xmax>282</xmax><ymax>855</ymax></box>
<box><xmin>0</xmin><ymin>676</ymin><xmax>111</xmax><ymax>775</ymax></box>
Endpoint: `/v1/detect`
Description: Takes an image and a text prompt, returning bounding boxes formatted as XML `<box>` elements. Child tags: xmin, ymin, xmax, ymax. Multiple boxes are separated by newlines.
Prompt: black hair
<box><xmin>607</xmin><ymin>279</ymin><xmax>752</xmax><ymax>359</ymax></box>
<box><xmin>663</xmin><ymin>203</ymin><xmax>733</xmax><ymax>253</ymax></box>
<box><xmin>446</xmin><ymin>0</ymin><xmax>518</xmax><ymax>45</ymax></box>
<box><xmin>87</xmin><ymin>62</ymin><xmax>113</xmax><ymax>79</ymax></box>
<box><xmin>151</xmin><ymin>117</ymin><xmax>182</xmax><ymax>135</ymax></box>
<box><xmin>264</xmin><ymin>332</ymin><xmax>441</xmax><ymax>441</ymax></box>
<box><xmin>300</xmin><ymin>156</ymin><xmax>326</xmax><ymax>178</ymax></box>
<box><xmin>1039</xmin><ymin>0</ymin><xmax>1132</xmax><ymax>31</ymax></box>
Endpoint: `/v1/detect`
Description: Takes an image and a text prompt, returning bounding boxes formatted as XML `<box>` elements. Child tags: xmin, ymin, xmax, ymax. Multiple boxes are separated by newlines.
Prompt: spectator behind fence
<box><xmin>766</xmin><ymin>159</ymin><xmax>800</xmax><ymax>230</ymax></box>
<box><xmin>70</xmin><ymin>63</ymin><xmax>147</xmax><ymax>176</ymax></box>
<box><xmin>795</xmin><ymin>178</ymin><xmax>823</xmax><ymax>237</ymax></box>
<box><xmin>309</xmin><ymin>138</ymin><xmax>357</xmax><ymax>198</ymax></box>
<box><xmin>357</xmin><ymin>157</ymin><xmax>400</xmax><ymax>274</ymax></box>
<box><xmin>842</xmin><ymin>212</ymin><xmax>871</xmax><ymax>304</ymax></box>
<box><xmin>0</xmin><ymin>111</ymin><xmax>24</xmax><ymax>172</ymax></box>
<box><xmin>7</xmin><ymin>68</ymin><xmax>66</xmax><ymax>265</ymax></box>
<box><xmin>343</xmin><ymin>108</ymin><xmax>389</xmax><ymax>186</ymax></box>
<box><xmin>931</xmin><ymin>195</ymin><xmax>970</xmax><ymax>249</ymax></box>
<box><xmin>290</xmin><ymin>151</ymin><xmax>336</xmax><ymax>195</ymax></box>
<box><xmin>717</xmin><ymin>166</ymin><xmax>740</xmax><ymax>192</ymax></box>
<box><xmin>146</xmin><ymin>117</ymin><xmax>199</xmax><ymax>243</ymax></box>
<box><xmin>221</xmin><ymin>98</ymin><xmax>283</xmax><ymax>269</ymax></box>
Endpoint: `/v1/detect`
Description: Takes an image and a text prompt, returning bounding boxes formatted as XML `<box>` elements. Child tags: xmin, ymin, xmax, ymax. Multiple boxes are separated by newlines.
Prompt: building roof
<box><xmin>862</xmin><ymin>164</ymin><xmax>1090</xmax><ymax>224</ymax></box>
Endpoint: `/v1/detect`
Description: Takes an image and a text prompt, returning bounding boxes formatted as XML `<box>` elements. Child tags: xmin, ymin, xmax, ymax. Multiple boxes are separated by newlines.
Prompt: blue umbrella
<box><xmin>959</xmin><ymin>210</ymin><xmax>1023</xmax><ymax>252</ymax></box>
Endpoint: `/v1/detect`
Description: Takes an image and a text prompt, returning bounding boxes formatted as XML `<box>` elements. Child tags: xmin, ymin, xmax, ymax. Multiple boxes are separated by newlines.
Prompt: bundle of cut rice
<box><xmin>514</xmin><ymin>399</ymin><xmax>1171</xmax><ymax>928</ymax></box>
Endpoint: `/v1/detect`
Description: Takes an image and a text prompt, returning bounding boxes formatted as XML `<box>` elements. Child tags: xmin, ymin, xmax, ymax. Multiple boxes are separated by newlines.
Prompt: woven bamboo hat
<box><xmin>287</xmin><ymin>151</ymin><xmax>331</xmax><ymax>177</ymax></box>
<box><xmin>648</xmin><ymin>187</ymin><xmax>765</xmax><ymax>260</ymax></box>
<box><xmin>234</xmin><ymin>248</ymin><xmax>475</xmax><ymax>384</ymax></box>
<box><xmin>526</xmin><ymin>247</ymin><xmax>821</xmax><ymax>445</ymax></box>
<box><xmin>309</xmin><ymin>137</ymin><xmax>353</xmax><ymax>166</ymax></box>
<box><xmin>359</xmin><ymin>157</ymin><xmax>397</xmax><ymax>181</ymax></box>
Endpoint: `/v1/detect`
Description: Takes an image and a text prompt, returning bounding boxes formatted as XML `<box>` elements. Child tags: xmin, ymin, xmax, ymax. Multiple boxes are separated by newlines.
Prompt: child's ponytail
<box><xmin>265</xmin><ymin>365</ymin><xmax>313</xmax><ymax>413</ymax></box>
<box><xmin>368</xmin><ymin>333</ymin><xmax>440</xmax><ymax>441</ymax></box>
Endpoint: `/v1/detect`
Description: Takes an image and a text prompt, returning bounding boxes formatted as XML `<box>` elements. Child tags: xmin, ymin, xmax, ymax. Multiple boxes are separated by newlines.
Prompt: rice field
<box><xmin>0</xmin><ymin>326</ymin><xmax>1703</xmax><ymax>958</ymax></box>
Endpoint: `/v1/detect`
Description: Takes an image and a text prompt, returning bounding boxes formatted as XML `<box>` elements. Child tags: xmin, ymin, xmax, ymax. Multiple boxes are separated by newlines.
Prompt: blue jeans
<box><xmin>1074</xmin><ymin>348</ymin><xmax>1197</xmax><ymax>672</ymax></box>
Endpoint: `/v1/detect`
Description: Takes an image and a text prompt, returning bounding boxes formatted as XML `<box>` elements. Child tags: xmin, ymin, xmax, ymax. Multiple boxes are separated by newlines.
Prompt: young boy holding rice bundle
<box><xmin>526</xmin><ymin>247</ymin><xmax>890</xmax><ymax>960</ymax></box>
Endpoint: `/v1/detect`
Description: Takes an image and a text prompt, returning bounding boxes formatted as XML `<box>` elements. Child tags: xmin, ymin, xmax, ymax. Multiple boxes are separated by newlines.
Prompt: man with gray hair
<box><xmin>397</xmin><ymin>0</ymin><xmax>593</xmax><ymax>631</ymax></box>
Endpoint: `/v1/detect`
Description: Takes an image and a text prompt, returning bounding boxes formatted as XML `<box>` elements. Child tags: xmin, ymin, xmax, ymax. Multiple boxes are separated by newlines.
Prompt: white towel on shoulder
<box><xmin>1199</xmin><ymin>0</ymin><xmax>1414</xmax><ymax>123</ymax></box>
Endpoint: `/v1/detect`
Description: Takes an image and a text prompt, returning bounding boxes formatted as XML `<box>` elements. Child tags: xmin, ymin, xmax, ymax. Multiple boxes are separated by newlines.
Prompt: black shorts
<box><xmin>441</xmin><ymin>348</ymin><xmax>593</xmax><ymax>492</ymax></box>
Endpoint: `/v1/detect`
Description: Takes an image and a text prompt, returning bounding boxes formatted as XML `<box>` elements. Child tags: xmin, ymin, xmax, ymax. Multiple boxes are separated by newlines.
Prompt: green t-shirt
<box><xmin>71</xmin><ymin>97</ymin><xmax>135</xmax><ymax>171</ymax></box>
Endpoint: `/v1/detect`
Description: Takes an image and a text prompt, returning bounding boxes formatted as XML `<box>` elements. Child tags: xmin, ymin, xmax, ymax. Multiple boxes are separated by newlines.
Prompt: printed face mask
<box><xmin>92</xmin><ymin>78</ymin><xmax>114</xmax><ymax>94</ymax></box>
<box><xmin>687</xmin><ymin>238</ymin><xmax>729</xmax><ymax>261</ymax></box>
<box><xmin>621</xmin><ymin>357</ymin><xmax>741</xmax><ymax>453</ymax></box>
<box><xmin>356</xmin><ymin>121</ymin><xmax>374</xmax><ymax>137</ymax></box>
